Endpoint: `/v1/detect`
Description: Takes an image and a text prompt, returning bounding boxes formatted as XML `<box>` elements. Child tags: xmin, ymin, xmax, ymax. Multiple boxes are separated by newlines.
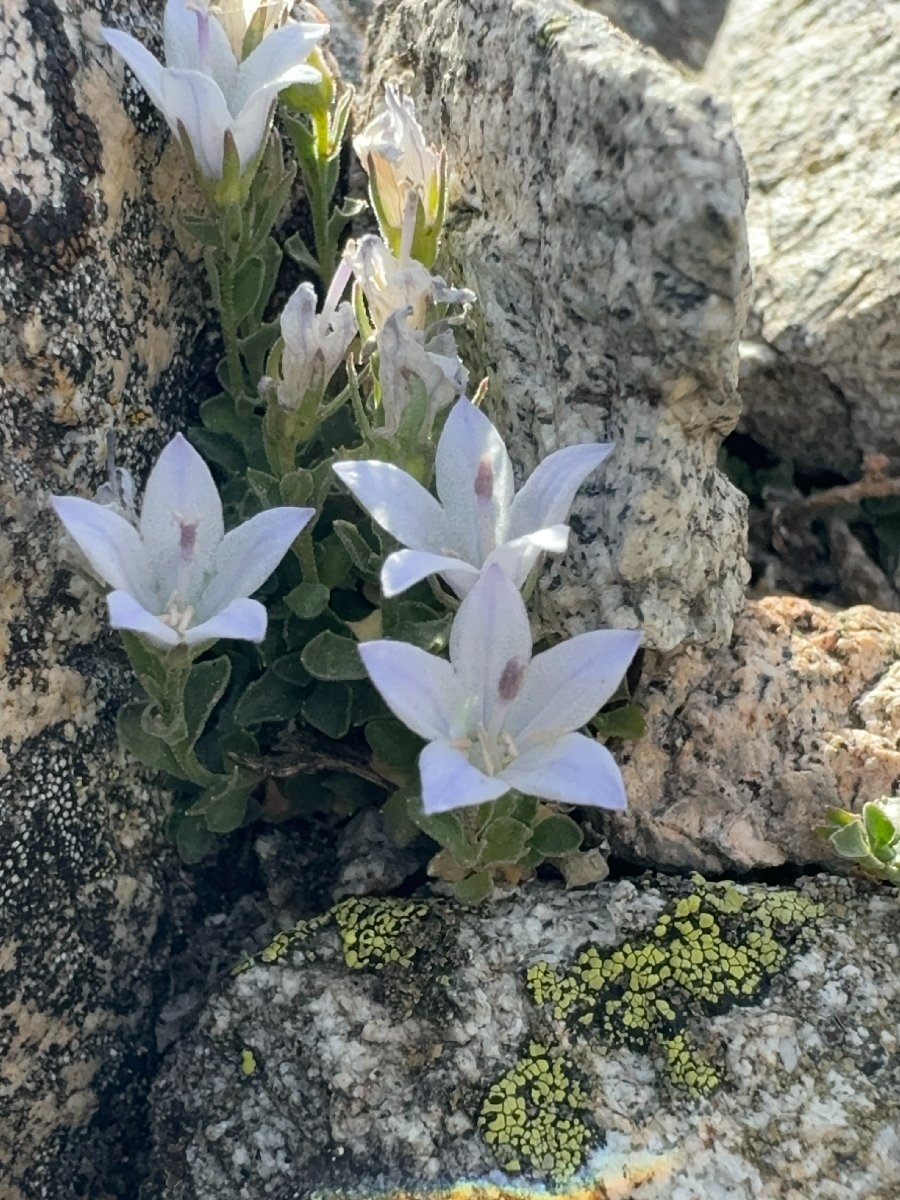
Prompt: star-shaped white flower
<box><xmin>333</xmin><ymin>397</ymin><xmax>613</xmax><ymax>597</ymax></box>
<box><xmin>101</xmin><ymin>0</ymin><xmax>326</xmax><ymax>179</ymax></box>
<box><xmin>359</xmin><ymin>565</ymin><xmax>641</xmax><ymax>814</ymax></box>
<box><xmin>51</xmin><ymin>434</ymin><xmax>313</xmax><ymax>648</ymax></box>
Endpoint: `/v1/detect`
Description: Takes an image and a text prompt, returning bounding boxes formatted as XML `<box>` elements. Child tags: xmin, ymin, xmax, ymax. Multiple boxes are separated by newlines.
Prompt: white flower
<box><xmin>101</xmin><ymin>0</ymin><xmax>326</xmax><ymax>179</ymax></box>
<box><xmin>333</xmin><ymin>397</ymin><xmax>614</xmax><ymax>598</ymax></box>
<box><xmin>354</xmin><ymin>83</ymin><xmax>446</xmax><ymax>262</ymax></box>
<box><xmin>360</xmin><ymin>565</ymin><xmax>642</xmax><ymax>814</ymax></box>
<box><xmin>212</xmin><ymin>0</ymin><xmax>290</xmax><ymax>58</ymax></box>
<box><xmin>345</xmin><ymin>234</ymin><xmax>473</xmax><ymax>332</ymax></box>
<box><xmin>377</xmin><ymin>307</ymin><xmax>467</xmax><ymax>434</ymax></box>
<box><xmin>278</xmin><ymin>269</ymin><xmax>357</xmax><ymax>410</ymax></box>
<box><xmin>51</xmin><ymin>434</ymin><xmax>313</xmax><ymax>648</ymax></box>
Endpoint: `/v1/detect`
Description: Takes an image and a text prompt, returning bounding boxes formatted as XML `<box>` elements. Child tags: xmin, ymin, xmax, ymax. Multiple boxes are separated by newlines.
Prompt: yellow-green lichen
<box><xmin>477</xmin><ymin>1042</ymin><xmax>599</xmax><ymax>1184</ymax></box>
<box><xmin>233</xmin><ymin>897</ymin><xmax>433</xmax><ymax>975</ymax></box>
<box><xmin>240</xmin><ymin>1048</ymin><xmax>257</xmax><ymax>1077</ymax></box>
<box><xmin>526</xmin><ymin>877</ymin><xmax>822</xmax><ymax>1098</ymax></box>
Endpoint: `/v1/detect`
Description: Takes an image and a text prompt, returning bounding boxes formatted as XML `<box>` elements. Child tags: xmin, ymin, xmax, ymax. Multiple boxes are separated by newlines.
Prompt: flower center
<box><xmin>159</xmin><ymin>594</ymin><xmax>195</xmax><ymax>636</ymax></box>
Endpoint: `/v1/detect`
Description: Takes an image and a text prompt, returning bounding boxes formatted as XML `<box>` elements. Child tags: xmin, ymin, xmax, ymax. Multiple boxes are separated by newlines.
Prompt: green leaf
<box><xmin>415</xmin><ymin>807</ymin><xmax>479</xmax><ymax>868</ymax></box>
<box><xmin>179</xmin><ymin>212</ymin><xmax>222</xmax><ymax>248</ymax></box>
<box><xmin>863</xmin><ymin>801</ymin><xmax>898</xmax><ymax>849</ymax></box>
<box><xmin>592</xmin><ymin>703</ymin><xmax>647</xmax><ymax>740</ymax></box>
<box><xmin>453</xmin><ymin>871</ymin><xmax>493</xmax><ymax>905</ymax></box>
<box><xmin>301</xmin><ymin>630</ymin><xmax>366</xmax><ymax>681</ymax></box>
<box><xmin>182</xmin><ymin>656</ymin><xmax>231</xmax><ymax>750</ymax></box>
<box><xmin>270</xmin><ymin>650</ymin><xmax>312</xmax><ymax>686</ymax></box>
<box><xmin>302</xmin><ymin>682</ymin><xmax>353</xmax><ymax>739</ymax></box>
<box><xmin>280</xmin><ymin>468</ymin><xmax>315</xmax><ymax>507</ymax></box>
<box><xmin>233</xmin><ymin>669</ymin><xmax>304</xmax><ymax>726</ymax></box>
<box><xmin>829</xmin><ymin>819</ymin><xmax>871</xmax><ymax>860</ymax></box>
<box><xmin>284</xmin><ymin>231</ymin><xmax>319</xmax><ymax>272</ymax></box>
<box><xmin>332</xmin><ymin>519</ymin><xmax>380</xmax><ymax>580</ymax></box>
<box><xmin>233</xmin><ymin>255</ymin><xmax>267</xmax><ymax>325</ymax></box>
<box><xmin>381</xmin><ymin>785</ymin><xmax>421</xmax><ymax>848</ymax></box>
<box><xmin>246</xmin><ymin>468</ymin><xmax>282</xmax><ymax>508</ymax></box>
<box><xmin>117</xmin><ymin>702</ymin><xmax>183</xmax><ymax>777</ymax></box>
<box><xmin>189</xmin><ymin>770</ymin><xmax>258</xmax><ymax>833</ymax></box>
<box><xmin>238</xmin><ymin>321</ymin><xmax>280</xmax><ymax>381</ymax></box>
<box><xmin>381</xmin><ymin>600</ymin><xmax>451</xmax><ymax>652</ymax></box>
<box><xmin>529</xmin><ymin>814</ymin><xmax>584</xmax><ymax>857</ymax></box>
<box><xmin>188</xmin><ymin>427</ymin><xmax>245</xmax><ymax>474</ymax></box>
<box><xmin>200</xmin><ymin>392</ymin><xmax>243</xmax><ymax>438</ymax></box>
<box><xmin>479</xmin><ymin>816</ymin><xmax>530</xmax><ymax>865</ymax></box>
<box><xmin>365</xmin><ymin>717</ymin><xmax>423</xmax><ymax>777</ymax></box>
<box><xmin>284</xmin><ymin>582</ymin><xmax>330</xmax><ymax>620</ymax></box>
<box><xmin>315</xmin><ymin>534</ymin><xmax>354</xmax><ymax>588</ymax></box>
<box><xmin>171</xmin><ymin>812</ymin><xmax>220</xmax><ymax>863</ymax></box>
<box><xmin>118</xmin><ymin>631</ymin><xmax>170</xmax><ymax>705</ymax></box>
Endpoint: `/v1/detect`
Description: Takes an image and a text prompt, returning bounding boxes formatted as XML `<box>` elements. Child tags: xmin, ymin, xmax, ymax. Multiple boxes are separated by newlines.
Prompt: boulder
<box><xmin>0</xmin><ymin>1</ymin><xmax>211</xmax><ymax>1193</ymax></box>
<box><xmin>145</xmin><ymin>874</ymin><xmax>900</xmax><ymax>1199</ymax></box>
<box><xmin>581</xmin><ymin>0</ymin><xmax>730</xmax><ymax>69</ymax></box>
<box><xmin>705</xmin><ymin>0</ymin><xmax>900</xmax><ymax>476</ymax></box>
<box><xmin>363</xmin><ymin>0</ymin><xmax>752</xmax><ymax>652</ymax></box>
<box><xmin>612</xmin><ymin>597</ymin><xmax>900</xmax><ymax>872</ymax></box>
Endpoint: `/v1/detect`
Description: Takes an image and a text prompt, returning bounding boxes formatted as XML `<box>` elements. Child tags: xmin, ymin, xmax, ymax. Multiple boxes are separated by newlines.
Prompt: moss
<box><xmin>234</xmin><ymin>896</ymin><xmax>434</xmax><ymax>975</ymax></box>
<box><xmin>477</xmin><ymin>1041</ymin><xmax>600</xmax><ymax>1184</ymax></box>
<box><xmin>526</xmin><ymin>876</ymin><xmax>823</xmax><ymax>1099</ymax></box>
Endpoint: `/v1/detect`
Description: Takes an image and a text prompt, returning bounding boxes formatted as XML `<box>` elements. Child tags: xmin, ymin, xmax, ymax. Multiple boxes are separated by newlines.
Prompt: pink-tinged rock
<box><xmin>611</xmin><ymin>597</ymin><xmax>900</xmax><ymax>872</ymax></box>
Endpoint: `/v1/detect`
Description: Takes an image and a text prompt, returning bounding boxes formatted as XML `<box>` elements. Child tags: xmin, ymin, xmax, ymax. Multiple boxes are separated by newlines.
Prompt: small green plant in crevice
<box><xmin>50</xmin><ymin>0</ymin><xmax>646</xmax><ymax>899</ymax></box>
<box><xmin>819</xmin><ymin>798</ymin><xmax>900</xmax><ymax>885</ymax></box>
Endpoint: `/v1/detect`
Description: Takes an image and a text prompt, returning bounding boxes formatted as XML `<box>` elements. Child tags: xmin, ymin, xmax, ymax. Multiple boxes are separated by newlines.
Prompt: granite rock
<box><xmin>0</xmin><ymin>0</ymin><xmax>212</xmax><ymax>1194</ymax></box>
<box><xmin>581</xmin><ymin>0</ymin><xmax>730</xmax><ymax>70</ymax></box>
<box><xmin>363</xmin><ymin>0</ymin><xmax>752</xmax><ymax>652</ymax></box>
<box><xmin>144</xmin><ymin>875</ymin><xmax>900</xmax><ymax>1199</ymax></box>
<box><xmin>611</xmin><ymin>596</ymin><xmax>900</xmax><ymax>872</ymax></box>
<box><xmin>705</xmin><ymin>0</ymin><xmax>900</xmax><ymax>476</ymax></box>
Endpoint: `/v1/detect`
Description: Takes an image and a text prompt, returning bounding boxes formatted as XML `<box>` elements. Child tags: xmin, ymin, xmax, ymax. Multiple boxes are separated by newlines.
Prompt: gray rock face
<box><xmin>706</xmin><ymin>0</ymin><xmax>900</xmax><ymax>476</ymax></box>
<box><xmin>581</xmin><ymin>0</ymin><xmax>731</xmax><ymax>69</ymax></box>
<box><xmin>146</xmin><ymin>875</ymin><xmax>900</xmax><ymax>1199</ymax></box>
<box><xmin>0</xmin><ymin>1</ymin><xmax>210</xmax><ymax>1193</ymax></box>
<box><xmin>364</xmin><ymin>0</ymin><xmax>751</xmax><ymax>652</ymax></box>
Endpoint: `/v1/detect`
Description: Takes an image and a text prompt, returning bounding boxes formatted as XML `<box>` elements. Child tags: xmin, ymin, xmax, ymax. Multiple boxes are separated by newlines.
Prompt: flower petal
<box><xmin>232</xmin><ymin>21</ymin><xmax>326</xmax><ymax>110</ymax></box>
<box><xmin>449</xmin><ymin>564</ymin><xmax>532</xmax><ymax>732</ymax></box>
<box><xmin>160</xmin><ymin>69</ymin><xmax>233</xmax><ymax>176</ymax></box>
<box><xmin>500</xmin><ymin>732</ymin><xmax>627</xmax><ymax>810</ymax></box>
<box><xmin>228</xmin><ymin>83</ymin><xmax>277</xmax><ymax>171</ymax></box>
<box><xmin>435</xmin><ymin>399</ymin><xmax>515</xmax><ymax>564</ymax></box>
<box><xmin>199</xmin><ymin>506</ymin><xmax>313</xmax><ymax>619</ymax></box>
<box><xmin>507</xmin><ymin>442</ymin><xmax>614</xmax><ymax>540</ymax></box>
<box><xmin>183</xmin><ymin>597</ymin><xmax>267</xmax><ymax>644</ymax></box>
<box><xmin>481</xmin><ymin>525</ymin><xmax>570</xmax><ymax>589</ymax></box>
<box><xmin>381</xmin><ymin>549</ymin><xmax>477</xmax><ymax>598</ymax></box>
<box><xmin>332</xmin><ymin>460</ymin><xmax>447</xmax><ymax>552</ymax></box>
<box><xmin>106</xmin><ymin>590</ymin><xmax>180</xmax><ymax>648</ymax></box>
<box><xmin>419</xmin><ymin>741</ymin><xmax>509</xmax><ymax>814</ymax></box>
<box><xmin>358</xmin><ymin>640</ymin><xmax>460</xmax><ymax>742</ymax></box>
<box><xmin>51</xmin><ymin>496</ymin><xmax>149</xmax><ymax>600</ymax></box>
<box><xmin>138</xmin><ymin>434</ymin><xmax>225</xmax><ymax>599</ymax></box>
<box><xmin>508</xmin><ymin>629</ymin><xmax>642</xmax><ymax>743</ymax></box>
<box><xmin>100</xmin><ymin>29</ymin><xmax>166</xmax><ymax>112</ymax></box>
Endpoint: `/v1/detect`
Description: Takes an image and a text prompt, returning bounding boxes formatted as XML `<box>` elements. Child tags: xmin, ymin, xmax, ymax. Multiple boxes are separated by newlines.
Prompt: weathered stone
<box><xmin>363</xmin><ymin>0</ymin><xmax>751</xmax><ymax>652</ymax></box>
<box><xmin>145</xmin><ymin>875</ymin><xmax>900</xmax><ymax>1199</ymax></box>
<box><xmin>0</xmin><ymin>1</ymin><xmax>213</xmax><ymax>1193</ymax></box>
<box><xmin>705</xmin><ymin>0</ymin><xmax>900</xmax><ymax>476</ymax></box>
<box><xmin>581</xmin><ymin>0</ymin><xmax>730</xmax><ymax>69</ymax></box>
<box><xmin>309</xmin><ymin>0</ymin><xmax>374</xmax><ymax>83</ymax></box>
<box><xmin>609</xmin><ymin>597</ymin><xmax>900</xmax><ymax>872</ymax></box>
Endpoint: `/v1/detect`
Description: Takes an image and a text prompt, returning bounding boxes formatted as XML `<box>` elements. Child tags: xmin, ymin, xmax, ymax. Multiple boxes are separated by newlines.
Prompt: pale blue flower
<box><xmin>359</xmin><ymin>565</ymin><xmax>641</xmax><ymax>814</ymax></box>
<box><xmin>333</xmin><ymin>397</ymin><xmax>614</xmax><ymax>597</ymax></box>
<box><xmin>278</xmin><ymin>269</ymin><xmax>357</xmax><ymax>410</ymax></box>
<box><xmin>101</xmin><ymin>0</ymin><xmax>326</xmax><ymax>179</ymax></box>
<box><xmin>51</xmin><ymin>434</ymin><xmax>313</xmax><ymax>648</ymax></box>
